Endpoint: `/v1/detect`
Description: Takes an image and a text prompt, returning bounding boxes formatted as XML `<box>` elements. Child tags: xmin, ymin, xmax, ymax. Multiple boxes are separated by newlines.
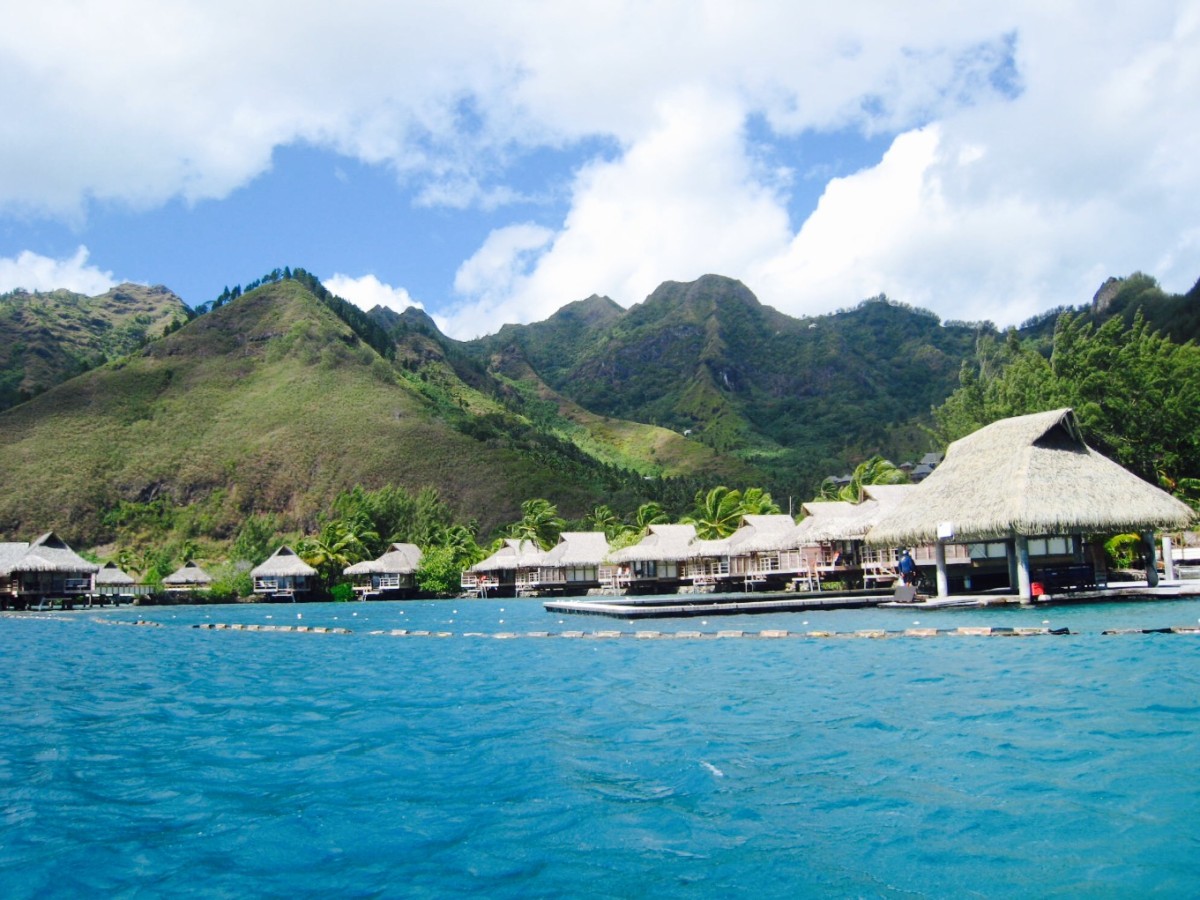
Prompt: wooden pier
<box><xmin>544</xmin><ymin>588</ymin><xmax>892</xmax><ymax>619</ymax></box>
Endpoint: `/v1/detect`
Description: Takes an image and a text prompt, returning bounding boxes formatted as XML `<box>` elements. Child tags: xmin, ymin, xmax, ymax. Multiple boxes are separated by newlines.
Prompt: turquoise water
<box><xmin>2</xmin><ymin>599</ymin><xmax>1198</xmax><ymax>898</ymax></box>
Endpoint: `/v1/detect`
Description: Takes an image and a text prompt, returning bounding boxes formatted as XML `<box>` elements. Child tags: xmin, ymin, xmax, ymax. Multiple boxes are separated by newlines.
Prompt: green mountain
<box><xmin>3</xmin><ymin>266</ymin><xmax>1195</xmax><ymax>549</ymax></box>
<box><xmin>0</xmin><ymin>283</ymin><xmax>189</xmax><ymax>410</ymax></box>
<box><xmin>467</xmin><ymin>274</ymin><xmax>989</xmax><ymax>497</ymax></box>
<box><xmin>0</xmin><ymin>280</ymin><xmax>710</xmax><ymax>544</ymax></box>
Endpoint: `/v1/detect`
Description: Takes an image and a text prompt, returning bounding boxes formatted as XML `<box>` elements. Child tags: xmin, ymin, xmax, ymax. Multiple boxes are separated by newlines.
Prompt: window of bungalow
<box><xmin>1028</xmin><ymin>536</ymin><xmax>1070</xmax><ymax>557</ymax></box>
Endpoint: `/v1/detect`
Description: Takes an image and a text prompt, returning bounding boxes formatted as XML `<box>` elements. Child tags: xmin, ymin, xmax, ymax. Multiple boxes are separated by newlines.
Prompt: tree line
<box><xmin>931</xmin><ymin>311</ymin><xmax>1200</xmax><ymax>507</ymax></box>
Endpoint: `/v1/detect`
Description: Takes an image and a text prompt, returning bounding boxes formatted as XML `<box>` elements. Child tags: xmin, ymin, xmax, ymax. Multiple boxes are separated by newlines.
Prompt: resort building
<box><xmin>93</xmin><ymin>561</ymin><xmax>146</xmax><ymax>604</ymax></box>
<box><xmin>251</xmin><ymin>546</ymin><xmax>318</xmax><ymax>601</ymax></box>
<box><xmin>343</xmin><ymin>542</ymin><xmax>423</xmax><ymax>599</ymax></box>
<box><xmin>519</xmin><ymin>532</ymin><xmax>610</xmax><ymax>596</ymax></box>
<box><xmin>792</xmin><ymin>487</ymin><xmax>925</xmax><ymax>589</ymax></box>
<box><xmin>162</xmin><ymin>560</ymin><xmax>213</xmax><ymax>596</ymax></box>
<box><xmin>0</xmin><ymin>532</ymin><xmax>99</xmax><ymax>609</ymax></box>
<box><xmin>463</xmin><ymin>539</ymin><xmax>546</xmax><ymax>597</ymax></box>
<box><xmin>867</xmin><ymin>408</ymin><xmax>1196</xmax><ymax>600</ymax></box>
<box><xmin>604</xmin><ymin>524</ymin><xmax>697</xmax><ymax>593</ymax></box>
<box><xmin>684</xmin><ymin>514</ymin><xmax>810</xmax><ymax>591</ymax></box>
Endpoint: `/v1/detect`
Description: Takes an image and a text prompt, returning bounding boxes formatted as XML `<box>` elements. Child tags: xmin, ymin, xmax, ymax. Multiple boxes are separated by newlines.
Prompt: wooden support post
<box><xmin>934</xmin><ymin>541</ymin><xmax>949</xmax><ymax>598</ymax></box>
<box><xmin>1162</xmin><ymin>535</ymin><xmax>1176</xmax><ymax>582</ymax></box>
<box><xmin>1015</xmin><ymin>534</ymin><xmax>1032</xmax><ymax>601</ymax></box>
<box><xmin>1143</xmin><ymin>531</ymin><xmax>1159</xmax><ymax>587</ymax></box>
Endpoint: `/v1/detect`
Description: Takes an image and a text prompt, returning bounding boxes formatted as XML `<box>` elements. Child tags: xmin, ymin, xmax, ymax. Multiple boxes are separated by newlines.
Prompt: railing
<box><xmin>254</xmin><ymin>577</ymin><xmax>279</xmax><ymax>593</ymax></box>
<box><xmin>599</xmin><ymin>566</ymin><xmax>630</xmax><ymax>592</ymax></box>
<box><xmin>63</xmin><ymin>578</ymin><xmax>91</xmax><ymax>594</ymax></box>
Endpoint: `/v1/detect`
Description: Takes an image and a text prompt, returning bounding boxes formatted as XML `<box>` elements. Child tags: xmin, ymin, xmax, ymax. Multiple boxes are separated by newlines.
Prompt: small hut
<box><xmin>685</xmin><ymin>515</ymin><xmax>804</xmax><ymax>590</ymax></box>
<box><xmin>463</xmin><ymin>539</ymin><xmax>546</xmax><ymax>597</ymax></box>
<box><xmin>94</xmin><ymin>562</ymin><xmax>142</xmax><ymax>604</ymax></box>
<box><xmin>0</xmin><ymin>532</ymin><xmax>99</xmax><ymax>609</ymax></box>
<box><xmin>251</xmin><ymin>546</ymin><xmax>318</xmax><ymax>601</ymax></box>
<box><xmin>531</xmin><ymin>532</ymin><xmax>611</xmax><ymax>595</ymax></box>
<box><xmin>792</xmin><ymin>486</ymin><xmax>922</xmax><ymax>588</ymax></box>
<box><xmin>344</xmin><ymin>542</ymin><xmax>423</xmax><ymax>599</ymax></box>
<box><xmin>866</xmin><ymin>408</ymin><xmax>1196</xmax><ymax>599</ymax></box>
<box><xmin>605</xmin><ymin>524</ymin><xmax>697</xmax><ymax>593</ymax></box>
<box><xmin>162</xmin><ymin>560</ymin><xmax>213</xmax><ymax>595</ymax></box>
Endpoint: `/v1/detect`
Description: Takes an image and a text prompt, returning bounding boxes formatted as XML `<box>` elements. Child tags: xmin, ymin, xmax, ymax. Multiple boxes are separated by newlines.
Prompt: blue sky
<box><xmin>1</xmin><ymin>2</ymin><xmax>1197</xmax><ymax>339</ymax></box>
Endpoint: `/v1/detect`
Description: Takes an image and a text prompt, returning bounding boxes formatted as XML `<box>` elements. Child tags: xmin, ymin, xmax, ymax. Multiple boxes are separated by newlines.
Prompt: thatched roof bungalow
<box><xmin>95</xmin><ymin>562</ymin><xmax>136</xmax><ymax>588</ymax></box>
<box><xmin>685</xmin><ymin>515</ymin><xmax>806</xmax><ymax>587</ymax></box>
<box><xmin>162</xmin><ymin>560</ymin><xmax>213</xmax><ymax>593</ymax></box>
<box><xmin>251</xmin><ymin>546</ymin><xmax>318</xmax><ymax>600</ymax></box>
<box><xmin>0</xmin><ymin>532</ymin><xmax>99</xmax><ymax>607</ymax></box>
<box><xmin>531</xmin><ymin>532</ymin><xmax>611</xmax><ymax>594</ymax></box>
<box><xmin>463</xmin><ymin>539</ymin><xmax>546</xmax><ymax>596</ymax></box>
<box><xmin>866</xmin><ymin>408</ymin><xmax>1195</xmax><ymax>598</ymax></box>
<box><xmin>93</xmin><ymin>561</ymin><xmax>146</xmax><ymax>600</ymax></box>
<box><xmin>605</xmin><ymin>524</ymin><xmax>696</xmax><ymax>590</ymax></box>
<box><xmin>344</xmin><ymin>542</ymin><xmax>423</xmax><ymax>598</ymax></box>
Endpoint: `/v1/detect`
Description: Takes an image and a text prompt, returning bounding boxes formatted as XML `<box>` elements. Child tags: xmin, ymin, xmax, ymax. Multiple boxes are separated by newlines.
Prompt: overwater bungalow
<box><xmin>521</xmin><ymin>532</ymin><xmax>610</xmax><ymax>596</ymax></box>
<box><xmin>0</xmin><ymin>532</ymin><xmax>99</xmax><ymax>610</ymax></box>
<box><xmin>343</xmin><ymin>542</ymin><xmax>423</xmax><ymax>599</ymax></box>
<box><xmin>685</xmin><ymin>515</ymin><xmax>810</xmax><ymax>591</ymax></box>
<box><xmin>866</xmin><ymin>408</ymin><xmax>1196</xmax><ymax>600</ymax></box>
<box><xmin>251</xmin><ymin>546</ymin><xmax>318</xmax><ymax>601</ymax></box>
<box><xmin>162</xmin><ymin>560</ymin><xmax>213</xmax><ymax>596</ymax></box>
<box><xmin>793</xmin><ymin>486</ymin><xmax>929</xmax><ymax>589</ymax></box>
<box><xmin>604</xmin><ymin>524</ymin><xmax>696</xmax><ymax>593</ymax></box>
<box><xmin>93</xmin><ymin>561</ymin><xmax>145</xmax><ymax>604</ymax></box>
<box><xmin>463</xmin><ymin>539</ymin><xmax>545</xmax><ymax>597</ymax></box>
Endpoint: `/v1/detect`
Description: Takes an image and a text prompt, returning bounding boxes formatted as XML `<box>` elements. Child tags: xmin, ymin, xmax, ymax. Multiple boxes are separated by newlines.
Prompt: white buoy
<box><xmin>297</xmin><ymin>613</ymin><xmax>302</xmax><ymax>619</ymax></box>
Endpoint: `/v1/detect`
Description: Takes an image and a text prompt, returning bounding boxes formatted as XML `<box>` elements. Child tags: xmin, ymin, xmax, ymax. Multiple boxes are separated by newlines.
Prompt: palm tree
<box><xmin>819</xmin><ymin>456</ymin><xmax>909</xmax><ymax>502</ymax></box>
<box><xmin>739</xmin><ymin>487</ymin><xmax>781</xmax><ymax>515</ymax></box>
<box><xmin>586</xmin><ymin>504</ymin><xmax>623</xmax><ymax>540</ymax></box>
<box><xmin>684</xmin><ymin>486</ymin><xmax>744</xmax><ymax>539</ymax></box>
<box><xmin>632</xmin><ymin>502</ymin><xmax>669</xmax><ymax>533</ymax></box>
<box><xmin>507</xmin><ymin>498</ymin><xmax>565</xmax><ymax>550</ymax></box>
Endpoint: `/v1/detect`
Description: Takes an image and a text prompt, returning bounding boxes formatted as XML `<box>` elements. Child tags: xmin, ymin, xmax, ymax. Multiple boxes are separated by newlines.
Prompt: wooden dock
<box><xmin>548</xmin><ymin>580</ymin><xmax>1200</xmax><ymax>619</ymax></box>
<box><xmin>544</xmin><ymin>589</ymin><xmax>891</xmax><ymax>619</ymax></box>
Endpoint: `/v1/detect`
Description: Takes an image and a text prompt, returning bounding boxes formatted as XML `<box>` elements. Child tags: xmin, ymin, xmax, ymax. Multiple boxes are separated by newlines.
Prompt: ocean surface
<box><xmin>1</xmin><ymin>597</ymin><xmax>1198</xmax><ymax>898</ymax></box>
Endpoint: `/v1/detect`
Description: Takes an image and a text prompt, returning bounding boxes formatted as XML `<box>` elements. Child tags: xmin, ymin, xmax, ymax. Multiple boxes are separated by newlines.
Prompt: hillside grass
<box><xmin>0</xmin><ymin>282</ymin><xmax>618</xmax><ymax>544</ymax></box>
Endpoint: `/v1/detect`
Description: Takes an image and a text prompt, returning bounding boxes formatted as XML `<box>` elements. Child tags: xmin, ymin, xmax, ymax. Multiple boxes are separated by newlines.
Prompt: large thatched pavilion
<box><xmin>866</xmin><ymin>408</ymin><xmax>1195</xmax><ymax>600</ymax></box>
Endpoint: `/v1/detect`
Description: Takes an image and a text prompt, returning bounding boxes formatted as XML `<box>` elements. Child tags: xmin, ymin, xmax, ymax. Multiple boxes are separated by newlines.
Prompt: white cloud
<box><xmin>0</xmin><ymin>247</ymin><xmax>116</xmax><ymax>295</ymax></box>
<box><xmin>324</xmin><ymin>273</ymin><xmax>422</xmax><ymax>314</ymax></box>
<box><xmin>2</xmin><ymin>2</ymin><xmax>1199</xmax><ymax>334</ymax></box>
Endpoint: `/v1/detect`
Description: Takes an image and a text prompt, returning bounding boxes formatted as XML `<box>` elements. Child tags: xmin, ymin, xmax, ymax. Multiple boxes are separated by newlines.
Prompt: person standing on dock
<box><xmin>898</xmin><ymin>550</ymin><xmax>917</xmax><ymax>586</ymax></box>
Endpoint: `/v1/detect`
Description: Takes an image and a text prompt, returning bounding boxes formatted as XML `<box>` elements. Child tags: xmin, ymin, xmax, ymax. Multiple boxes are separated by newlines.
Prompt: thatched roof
<box><xmin>95</xmin><ymin>562</ymin><xmax>136</xmax><ymax>586</ymax></box>
<box><xmin>343</xmin><ymin>542</ymin><xmax>423</xmax><ymax>576</ymax></box>
<box><xmin>542</xmin><ymin>532</ymin><xmax>610</xmax><ymax>567</ymax></box>
<box><xmin>608</xmin><ymin>524</ymin><xmax>697</xmax><ymax>563</ymax></box>
<box><xmin>792</xmin><ymin>501</ymin><xmax>861</xmax><ymax>543</ymax></box>
<box><xmin>162</xmin><ymin>560</ymin><xmax>212</xmax><ymax>586</ymax></box>
<box><xmin>792</xmin><ymin>487</ymin><xmax>917</xmax><ymax>544</ymax></box>
<box><xmin>688</xmin><ymin>515</ymin><xmax>799</xmax><ymax>557</ymax></box>
<box><xmin>867</xmin><ymin>408</ymin><xmax>1196</xmax><ymax>546</ymax></box>
<box><xmin>252</xmin><ymin>546</ymin><xmax>317</xmax><ymax>579</ymax></box>
<box><xmin>0</xmin><ymin>532</ymin><xmax>99</xmax><ymax>575</ymax></box>
<box><xmin>469</xmin><ymin>539</ymin><xmax>545</xmax><ymax>573</ymax></box>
